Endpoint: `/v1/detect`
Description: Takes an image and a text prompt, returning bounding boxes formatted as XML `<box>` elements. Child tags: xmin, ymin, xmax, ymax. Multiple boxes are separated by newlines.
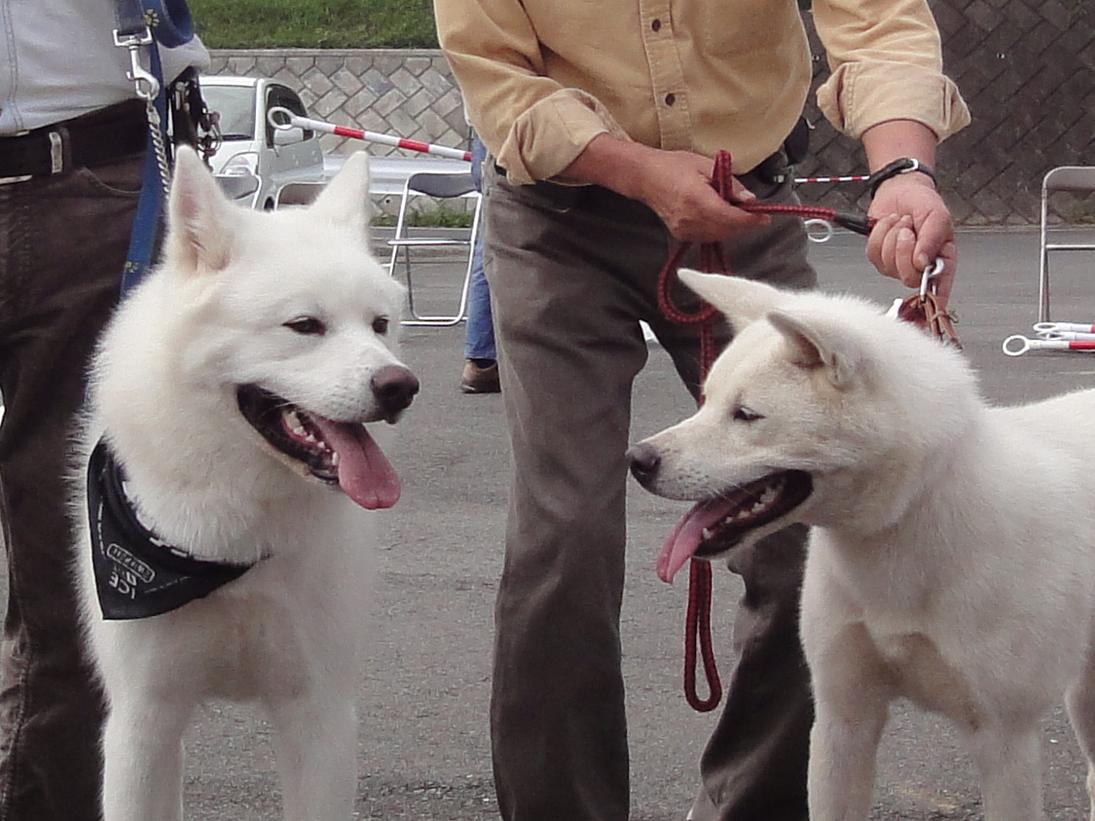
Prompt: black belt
<box><xmin>0</xmin><ymin>100</ymin><xmax>149</xmax><ymax>179</ymax></box>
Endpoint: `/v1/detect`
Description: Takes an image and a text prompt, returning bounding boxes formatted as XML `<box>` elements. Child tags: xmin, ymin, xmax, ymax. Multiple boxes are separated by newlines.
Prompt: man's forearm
<box><xmin>558</xmin><ymin>134</ymin><xmax>659</xmax><ymax>200</ymax></box>
<box><xmin>861</xmin><ymin>119</ymin><xmax>938</xmax><ymax>174</ymax></box>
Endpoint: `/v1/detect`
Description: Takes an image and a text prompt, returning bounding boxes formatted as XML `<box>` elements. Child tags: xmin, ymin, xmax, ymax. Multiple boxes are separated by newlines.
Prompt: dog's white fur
<box><xmin>633</xmin><ymin>270</ymin><xmax>1095</xmax><ymax>821</ymax></box>
<box><xmin>72</xmin><ymin>148</ymin><xmax>412</xmax><ymax>821</ymax></box>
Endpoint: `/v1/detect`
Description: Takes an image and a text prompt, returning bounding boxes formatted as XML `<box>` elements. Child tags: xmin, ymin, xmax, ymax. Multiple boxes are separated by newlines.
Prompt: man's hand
<box><xmin>867</xmin><ymin>174</ymin><xmax>957</xmax><ymax>305</ymax></box>
<box><xmin>861</xmin><ymin>120</ymin><xmax>957</xmax><ymax>306</ymax></box>
<box><xmin>630</xmin><ymin>149</ymin><xmax>769</xmax><ymax>242</ymax></box>
<box><xmin>561</xmin><ymin>136</ymin><xmax>768</xmax><ymax>242</ymax></box>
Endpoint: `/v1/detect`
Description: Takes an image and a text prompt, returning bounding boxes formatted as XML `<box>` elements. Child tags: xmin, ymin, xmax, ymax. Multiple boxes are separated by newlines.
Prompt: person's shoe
<box><xmin>461</xmin><ymin>359</ymin><xmax>501</xmax><ymax>393</ymax></box>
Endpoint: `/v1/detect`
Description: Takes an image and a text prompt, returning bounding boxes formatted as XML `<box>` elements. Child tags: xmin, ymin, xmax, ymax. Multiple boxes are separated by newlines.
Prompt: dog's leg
<box><xmin>101</xmin><ymin>694</ymin><xmax>190</xmax><ymax>821</ymax></box>
<box><xmin>1066</xmin><ymin>661</ymin><xmax>1095</xmax><ymax>821</ymax></box>
<box><xmin>963</xmin><ymin>724</ymin><xmax>1044</xmax><ymax>821</ymax></box>
<box><xmin>268</xmin><ymin>689</ymin><xmax>358</xmax><ymax>821</ymax></box>
<box><xmin>805</xmin><ymin>627</ymin><xmax>890</xmax><ymax>821</ymax></box>
<box><xmin>807</xmin><ymin>688</ymin><xmax>888</xmax><ymax>820</ymax></box>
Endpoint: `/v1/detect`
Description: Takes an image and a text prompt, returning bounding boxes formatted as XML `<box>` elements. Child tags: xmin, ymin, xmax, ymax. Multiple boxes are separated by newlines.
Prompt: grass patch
<box><xmin>372</xmin><ymin>204</ymin><xmax>473</xmax><ymax>228</ymax></box>
<box><xmin>189</xmin><ymin>0</ymin><xmax>439</xmax><ymax>49</ymax></box>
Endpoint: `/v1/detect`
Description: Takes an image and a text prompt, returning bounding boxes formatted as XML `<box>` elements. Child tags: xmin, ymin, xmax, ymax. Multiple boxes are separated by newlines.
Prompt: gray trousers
<box><xmin>0</xmin><ymin>149</ymin><xmax>141</xmax><ymax>821</ymax></box>
<box><xmin>484</xmin><ymin>162</ymin><xmax>816</xmax><ymax>821</ymax></box>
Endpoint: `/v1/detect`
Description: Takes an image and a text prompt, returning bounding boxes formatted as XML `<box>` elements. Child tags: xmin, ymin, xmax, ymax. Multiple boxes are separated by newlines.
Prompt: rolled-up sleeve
<box><xmin>812</xmin><ymin>0</ymin><xmax>970</xmax><ymax>142</ymax></box>
<box><xmin>434</xmin><ymin>0</ymin><xmax>628</xmax><ymax>183</ymax></box>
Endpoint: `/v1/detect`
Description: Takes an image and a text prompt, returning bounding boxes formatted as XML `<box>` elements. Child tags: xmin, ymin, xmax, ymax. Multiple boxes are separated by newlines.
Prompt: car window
<box><xmin>201</xmin><ymin>84</ymin><xmax>257</xmax><ymax>142</ymax></box>
<box><xmin>264</xmin><ymin>85</ymin><xmax>315</xmax><ymax>146</ymax></box>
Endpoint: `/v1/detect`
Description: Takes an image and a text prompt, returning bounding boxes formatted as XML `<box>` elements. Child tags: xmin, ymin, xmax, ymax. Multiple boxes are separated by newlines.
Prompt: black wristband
<box><xmin>867</xmin><ymin>158</ymin><xmax>937</xmax><ymax>198</ymax></box>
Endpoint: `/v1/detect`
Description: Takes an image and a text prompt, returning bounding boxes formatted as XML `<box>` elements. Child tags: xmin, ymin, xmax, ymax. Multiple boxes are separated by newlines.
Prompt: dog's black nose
<box><xmin>372</xmin><ymin>365</ymin><xmax>420</xmax><ymax>416</ymax></box>
<box><xmin>626</xmin><ymin>443</ymin><xmax>661</xmax><ymax>486</ymax></box>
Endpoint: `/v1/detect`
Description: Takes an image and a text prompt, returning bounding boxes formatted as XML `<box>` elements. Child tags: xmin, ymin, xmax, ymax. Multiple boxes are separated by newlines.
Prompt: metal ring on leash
<box><xmin>804</xmin><ymin>219</ymin><xmax>833</xmax><ymax>243</ymax></box>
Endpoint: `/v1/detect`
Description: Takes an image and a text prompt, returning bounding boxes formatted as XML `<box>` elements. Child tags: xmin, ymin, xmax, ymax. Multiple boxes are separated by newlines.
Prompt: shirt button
<box><xmin>651</xmin><ymin>18</ymin><xmax>662</xmax><ymax>31</ymax></box>
<box><xmin>665</xmin><ymin>93</ymin><xmax>676</xmax><ymax>106</ymax></box>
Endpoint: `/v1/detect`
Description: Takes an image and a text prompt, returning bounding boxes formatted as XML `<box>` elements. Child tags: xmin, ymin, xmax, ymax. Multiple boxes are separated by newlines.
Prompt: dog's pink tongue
<box><xmin>310</xmin><ymin>418</ymin><xmax>400</xmax><ymax>510</ymax></box>
<box><xmin>656</xmin><ymin>499</ymin><xmax>732</xmax><ymax>583</ymax></box>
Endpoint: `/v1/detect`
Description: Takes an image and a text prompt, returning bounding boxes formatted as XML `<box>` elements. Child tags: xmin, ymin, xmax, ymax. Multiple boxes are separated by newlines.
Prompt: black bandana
<box><xmin>87</xmin><ymin>440</ymin><xmax>254</xmax><ymax>620</ymax></box>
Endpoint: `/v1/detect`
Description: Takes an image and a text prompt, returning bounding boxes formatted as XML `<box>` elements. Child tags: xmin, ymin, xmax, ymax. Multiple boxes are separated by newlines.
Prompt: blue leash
<box><xmin>113</xmin><ymin>0</ymin><xmax>196</xmax><ymax>291</ymax></box>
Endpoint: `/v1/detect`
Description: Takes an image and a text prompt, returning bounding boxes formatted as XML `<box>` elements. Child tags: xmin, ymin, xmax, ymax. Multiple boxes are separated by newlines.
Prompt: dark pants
<box><xmin>484</xmin><ymin>162</ymin><xmax>815</xmax><ymax>821</ymax></box>
<box><xmin>0</xmin><ymin>151</ymin><xmax>141</xmax><ymax>821</ymax></box>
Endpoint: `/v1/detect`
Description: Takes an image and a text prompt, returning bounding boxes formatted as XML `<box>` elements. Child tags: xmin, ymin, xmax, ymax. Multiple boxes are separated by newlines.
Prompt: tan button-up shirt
<box><xmin>435</xmin><ymin>0</ymin><xmax>970</xmax><ymax>185</ymax></box>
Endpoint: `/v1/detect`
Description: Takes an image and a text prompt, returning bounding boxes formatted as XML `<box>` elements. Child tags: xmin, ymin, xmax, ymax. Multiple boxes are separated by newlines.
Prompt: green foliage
<box><xmin>372</xmin><ymin>204</ymin><xmax>473</xmax><ymax>228</ymax></box>
<box><xmin>188</xmin><ymin>0</ymin><xmax>439</xmax><ymax>49</ymax></box>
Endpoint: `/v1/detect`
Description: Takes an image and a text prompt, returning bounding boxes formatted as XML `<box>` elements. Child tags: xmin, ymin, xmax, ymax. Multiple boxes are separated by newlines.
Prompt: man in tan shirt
<box><xmin>434</xmin><ymin>1</ymin><xmax>969</xmax><ymax>819</ymax></box>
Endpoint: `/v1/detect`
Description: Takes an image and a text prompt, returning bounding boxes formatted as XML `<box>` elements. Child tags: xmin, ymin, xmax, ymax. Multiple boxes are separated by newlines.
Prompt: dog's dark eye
<box><xmin>733</xmin><ymin>405</ymin><xmax>764</xmax><ymax>422</ymax></box>
<box><xmin>284</xmin><ymin>317</ymin><xmax>326</xmax><ymax>336</ymax></box>
<box><xmin>372</xmin><ymin>316</ymin><xmax>390</xmax><ymax>335</ymax></box>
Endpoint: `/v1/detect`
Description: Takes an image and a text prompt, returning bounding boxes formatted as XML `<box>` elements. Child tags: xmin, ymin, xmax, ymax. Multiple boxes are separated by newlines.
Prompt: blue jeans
<box><xmin>464</xmin><ymin>135</ymin><xmax>496</xmax><ymax>361</ymax></box>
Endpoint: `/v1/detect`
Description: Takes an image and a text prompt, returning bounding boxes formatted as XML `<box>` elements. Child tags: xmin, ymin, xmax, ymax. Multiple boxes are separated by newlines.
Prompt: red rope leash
<box><xmin>657</xmin><ymin>149</ymin><xmax>878</xmax><ymax>713</ymax></box>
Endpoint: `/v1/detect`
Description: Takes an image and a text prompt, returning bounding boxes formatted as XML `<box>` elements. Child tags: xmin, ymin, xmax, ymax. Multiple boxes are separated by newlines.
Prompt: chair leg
<box><xmin>395</xmin><ymin>190</ymin><xmax>481</xmax><ymax>327</ymax></box>
<box><xmin>1038</xmin><ymin>188</ymin><xmax>1051</xmax><ymax>323</ymax></box>
<box><xmin>403</xmin><ymin>252</ymin><xmax>424</xmax><ymax>322</ymax></box>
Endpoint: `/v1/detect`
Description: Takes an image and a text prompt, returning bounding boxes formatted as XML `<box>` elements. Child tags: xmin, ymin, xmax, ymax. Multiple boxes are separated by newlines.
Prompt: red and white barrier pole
<box><xmin>794</xmin><ymin>174</ymin><xmax>871</xmax><ymax>184</ymax></box>
<box><xmin>1033</xmin><ymin>321</ymin><xmax>1095</xmax><ymax>335</ymax></box>
<box><xmin>268</xmin><ymin>107</ymin><xmax>472</xmax><ymax>162</ymax></box>
<box><xmin>1003</xmin><ymin>335</ymin><xmax>1095</xmax><ymax>356</ymax></box>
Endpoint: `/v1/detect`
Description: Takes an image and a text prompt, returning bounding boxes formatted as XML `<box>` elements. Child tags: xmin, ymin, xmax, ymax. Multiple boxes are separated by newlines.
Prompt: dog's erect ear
<box><xmin>309</xmin><ymin>151</ymin><xmax>371</xmax><ymax>229</ymax></box>
<box><xmin>678</xmin><ymin>269</ymin><xmax>784</xmax><ymax>331</ymax></box>
<box><xmin>165</xmin><ymin>146</ymin><xmax>237</xmax><ymax>273</ymax></box>
<box><xmin>767</xmin><ymin>309</ymin><xmax>862</xmax><ymax>389</ymax></box>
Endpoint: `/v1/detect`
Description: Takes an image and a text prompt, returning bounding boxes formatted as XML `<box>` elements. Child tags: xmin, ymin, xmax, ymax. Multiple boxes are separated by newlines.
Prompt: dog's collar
<box><xmin>87</xmin><ymin>439</ymin><xmax>255</xmax><ymax>621</ymax></box>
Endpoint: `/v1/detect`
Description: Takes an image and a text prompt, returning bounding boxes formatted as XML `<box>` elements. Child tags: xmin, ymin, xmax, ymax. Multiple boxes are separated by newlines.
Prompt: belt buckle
<box><xmin>48</xmin><ymin>131</ymin><xmax>63</xmax><ymax>174</ymax></box>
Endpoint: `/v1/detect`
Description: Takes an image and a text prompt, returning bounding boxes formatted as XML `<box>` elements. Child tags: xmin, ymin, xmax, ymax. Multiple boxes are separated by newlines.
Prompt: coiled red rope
<box><xmin>656</xmin><ymin>149</ymin><xmax>876</xmax><ymax>713</ymax></box>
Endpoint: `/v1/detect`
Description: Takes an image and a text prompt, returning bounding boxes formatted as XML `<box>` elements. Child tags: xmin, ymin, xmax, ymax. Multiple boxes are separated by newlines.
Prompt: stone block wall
<box><xmin>207</xmin><ymin>49</ymin><xmax>472</xmax><ymax>159</ymax></box>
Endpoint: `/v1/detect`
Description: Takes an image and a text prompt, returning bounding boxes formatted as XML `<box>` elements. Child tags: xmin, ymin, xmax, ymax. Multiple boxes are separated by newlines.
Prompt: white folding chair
<box><xmin>1038</xmin><ymin>166</ymin><xmax>1095</xmax><ymax>322</ymax></box>
<box><xmin>386</xmin><ymin>171</ymin><xmax>482</xmax><ymax>327</ymax></box>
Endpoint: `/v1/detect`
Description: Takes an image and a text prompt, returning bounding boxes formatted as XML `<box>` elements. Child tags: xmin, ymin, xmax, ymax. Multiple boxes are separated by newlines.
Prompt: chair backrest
<box><xmin>1043</xmin><ymin>166</ymin><xmax>1095</xmax><ymax>194</ymax></box>
<box><xmin>407</xmin><ymin>171</ymin><xmax>477</xmax><ymax>199</ymax></box>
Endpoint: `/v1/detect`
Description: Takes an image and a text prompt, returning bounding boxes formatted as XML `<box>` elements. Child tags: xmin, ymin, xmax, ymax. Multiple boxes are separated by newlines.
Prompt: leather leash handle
<box><xmin>897</xmin><ymin>262</ymin><xmax>962</xmax><ymax>348</ymax></box>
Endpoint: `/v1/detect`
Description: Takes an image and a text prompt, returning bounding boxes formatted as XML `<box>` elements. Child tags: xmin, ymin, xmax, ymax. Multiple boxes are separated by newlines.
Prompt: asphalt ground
<box><xmin>4</xmin><ymin>225</ymin><xmax>1095</xmax><ymax>820</ymax></box>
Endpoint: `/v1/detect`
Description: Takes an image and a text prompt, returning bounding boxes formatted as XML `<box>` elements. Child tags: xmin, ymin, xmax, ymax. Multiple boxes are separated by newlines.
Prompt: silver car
<box><xmin>200</xmin><ymin>76</ymin><xmax>326</xmax><ymax>210</ymax></box>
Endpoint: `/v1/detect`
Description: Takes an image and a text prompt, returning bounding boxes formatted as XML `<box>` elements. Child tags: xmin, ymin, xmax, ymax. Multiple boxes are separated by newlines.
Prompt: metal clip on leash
<box><xmin>112</xmin><ymin>24</ymin><xmax>171</xmax><ymax>204</ymax></box>
<box><xmin>891</xmin><ymin>258</ymin><xmax>961</xmax><ymax>349</ymax></box>
<box><xmin>113</xmin><ymin>0</ymin><xmax>197</xmax><ymax>289</ymax></box>
<box><xmin>113</xmin><ymin>27</ymin><xmax>160</xmax><ymax>100</ymax></box>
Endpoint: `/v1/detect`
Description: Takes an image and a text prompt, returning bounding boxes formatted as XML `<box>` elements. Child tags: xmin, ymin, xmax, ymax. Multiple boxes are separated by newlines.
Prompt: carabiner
<box><xmin>919</xmin><ymin>257</ymin><xmax>945</xmax><ymax>298</ymax></box>
<box><xmin>112</xmin><ymin>28</ymin><xmax>160</xmax><ymax>100</ymax></box>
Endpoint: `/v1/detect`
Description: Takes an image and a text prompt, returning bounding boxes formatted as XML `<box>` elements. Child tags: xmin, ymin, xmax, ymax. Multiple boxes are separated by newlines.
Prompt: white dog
<box><xmin>628</xmin><ymin>269</ymin><xmax>1095</xmax><ymax>821</ymax></box>
<box><xmin>72</xmin><ymin>147</ymin><xmax>418</xmax><ymax>821</ymax></box>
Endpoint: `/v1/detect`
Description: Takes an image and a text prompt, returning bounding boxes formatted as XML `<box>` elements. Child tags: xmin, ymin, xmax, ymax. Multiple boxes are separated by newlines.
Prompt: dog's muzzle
<box><xmin>372</xmin><ymin>365</ymin><xmax>419</xmax><ymax>420</ymax></box>
<box><xmin>626</xmin><ymin>443</ymin><xmax>661</xmax><ymax>489</ymax></box>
